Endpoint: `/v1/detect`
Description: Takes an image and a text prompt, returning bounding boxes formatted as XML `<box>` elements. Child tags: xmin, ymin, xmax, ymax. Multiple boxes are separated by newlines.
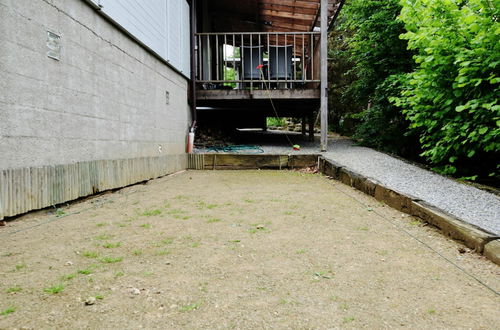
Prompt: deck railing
<box><xmin>195</xmin><ymin>32</ymin><xmax>321</xmax><ymax>90</ymax></box>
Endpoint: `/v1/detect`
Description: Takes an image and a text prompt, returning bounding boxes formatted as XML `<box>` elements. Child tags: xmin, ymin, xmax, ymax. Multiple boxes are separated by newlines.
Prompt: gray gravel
<box><xmin>197</xmin><ymin>131</ymin><xmax>500</xmax><ymax>235</ymax></box>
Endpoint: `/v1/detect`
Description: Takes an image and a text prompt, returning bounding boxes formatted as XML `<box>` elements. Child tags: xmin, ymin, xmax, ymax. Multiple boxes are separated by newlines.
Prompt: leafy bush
<box><xmin>332</xmin><ymin>0</ymin><xmax>417</xmax><ymax>155</ymax></box>
<box><xmin>396</xmin><ymin>0</ymin><xmax>499</xmax><ymax>180</ymax></box>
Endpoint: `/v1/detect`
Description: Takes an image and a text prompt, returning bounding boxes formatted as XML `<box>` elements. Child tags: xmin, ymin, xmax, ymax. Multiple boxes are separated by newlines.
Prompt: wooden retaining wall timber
<box><xmin>187</xmin><ymin>154</ymin><xmax>320</xmax><ymax>170</ymax></box>
<box><xmin>0</xmin><ymin>154</ymin><xmax>187</xmax><ymax>219</ymax></box>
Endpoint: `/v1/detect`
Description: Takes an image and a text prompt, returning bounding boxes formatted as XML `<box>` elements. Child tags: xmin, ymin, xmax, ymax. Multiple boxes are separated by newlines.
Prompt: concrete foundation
<box><xmin>0</xmin><ymin>0</ymin><xmax>190</xmax><ymax>218</ymax></box>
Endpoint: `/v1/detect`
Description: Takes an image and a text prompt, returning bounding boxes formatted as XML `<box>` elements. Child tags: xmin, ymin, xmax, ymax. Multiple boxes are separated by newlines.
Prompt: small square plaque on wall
<box><xmin>46</xmin><ymin>31</ymin><xmax>61</xmax><ymax>60</ymax></box>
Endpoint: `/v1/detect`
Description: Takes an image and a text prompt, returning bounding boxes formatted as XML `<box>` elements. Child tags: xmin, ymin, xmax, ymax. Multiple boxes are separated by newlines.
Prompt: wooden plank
<box><xmin>260</xmin><ymin>3</ymin><xmax>318</xmax><ymax>16</ymax></box>
<box><xmin>259</xmin><ymin>0</ymin><xmax>320</xmax><ymax>10</ymax></box>
<box><xmin>197</xmin><ymin>89</ymin><xmax>320</xmax><ymax>100</ymax></box>
<box><xmin>260</xmin><ymin>10</ymin><xmax>315</xmax><ymax>21</ymax></box>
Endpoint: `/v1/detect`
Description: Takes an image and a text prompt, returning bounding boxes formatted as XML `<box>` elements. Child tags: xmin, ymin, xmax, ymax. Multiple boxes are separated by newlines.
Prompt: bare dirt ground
<box><xmin>1</xmin><ymin>170</ymin><xmax>499</xmax><ymax>329</ymax></box>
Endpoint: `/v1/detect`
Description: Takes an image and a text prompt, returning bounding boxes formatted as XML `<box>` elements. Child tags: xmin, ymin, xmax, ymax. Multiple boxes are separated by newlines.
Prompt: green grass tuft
<box><xmin>0</xmin><ymin>306</ymin><xmax>15</xmax><ymax>316</ymax></box>
<box><xmin>44</xmin><ymin>284</ymin><xmax>65</xmax><ymax>294</ymax></box>
<box><xmin>100</xmin><ymin>256</ymin><xmax>123</xmax><ymax>264</ymax></box>
<box><xmin>5</xmin><ymin>286</ymin><xmax>22</xmax><ymax>294</ymax></box>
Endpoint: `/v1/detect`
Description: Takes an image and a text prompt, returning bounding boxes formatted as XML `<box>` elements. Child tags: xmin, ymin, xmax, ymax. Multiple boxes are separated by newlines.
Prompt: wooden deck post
<box><xmin>308</xmin><ymin>113</ymin><xmax>315</xmax><ymax>142</ymax></box>
<box><xmin>320</xmin><ymin>0</ymin><xmax>328</xmax><ymax>152</ymax></box>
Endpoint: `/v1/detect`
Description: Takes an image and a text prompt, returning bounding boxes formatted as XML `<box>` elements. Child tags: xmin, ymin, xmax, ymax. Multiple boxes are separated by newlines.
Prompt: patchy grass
<box><xmin>77</xmin><ymin>269</ymin><xmax>92</xmax><ymax>275</ymax></box>
<box><xmin>82</xmin><ymin>251</ymin><xmax>99</xmax><ymax>259</ymax></box>
<box><xmin>5</xmin><ymin>286</ymin><xmax>22</xmax><ymax>294</ymax></box>
<box><xmin>132</xmin><ymin>250</ymin><xmax>143</xmax><ymax>256</ymax></box>
<box><xmin>343</xmin><ymin>316</ymin><xmax>355</xmax><ymax>323</ymax></box>
<box><xmin>161</xmin><ymin>238</ymin><xmax>174</xmax><ymax>245</ymax></box>
<box><xmin>96</xmin><ymin>222</ymin><xmax>107</xmax><ymax>227</ymax></box>
<box><xmin>100</xmin><ymin>257</ymin><xmax>123</xmax><ymax>264</ymax></box>
<box><xmin>60</xmin><ymin>273</ymin><xmax>76</xmax><ymax>281</ymax></box>
<box><xmin>102</xmin><ymin>242</ymin><xmax>122</xmax><ymax>249</ymax></box>
<box><xmin>206</xmin><ymin>218</ymin><xmax>222</xmax><ymax>223</ymax></box>
<box><xmin>43</xmin><ymin>284</ymin><xmax>65</xmax><ymax>294</ymax></box>
<box><xmin>179</xmin><ymin>301</ymin><xmax>202</xmax><ymax>312</ymax></box>
<box><xmin>0</xmin><ymin>306</ymin><xmax>15</xmax><ymax>316</ymax></box>
<box><xmin>154</xmin><ymin>249</ymin><xmax>171</xmax><ymax>256</ymax></box>
<box><xmin>296</xmin><ymin>249</ymin><xmax>307</xmax><ymax>254</ymax></box>
<box><xmin>14</xmin><ymin>264</ymin><xmax>26</xmax><ymax>271</ymax></box>
<box><xmin>142</xmin><ymin>209</ymin><xmax>162</xmax><ymax>217</ymax></box>
<box><xmin>140</xmin><ymin>224</ymin><xmax>152</xmax><ymax>229</ymax></box>
<box><xmin>94</xmin><ymin>234</ymin><xmax>114</xmax><ymax>241</ymax></box>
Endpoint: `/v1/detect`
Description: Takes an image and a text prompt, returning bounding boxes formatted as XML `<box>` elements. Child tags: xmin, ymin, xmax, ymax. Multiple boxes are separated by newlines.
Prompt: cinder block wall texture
<box><xmin>0</xmin><ymin>0</ymin><xmax>190</xmax><ymax>218</ymax></box>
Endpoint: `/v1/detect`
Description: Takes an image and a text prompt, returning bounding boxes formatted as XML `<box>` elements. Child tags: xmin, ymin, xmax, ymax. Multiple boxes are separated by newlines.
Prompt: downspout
<box><xmin>189</xmin><ymin>0</ymin><xmax>197</xmax><ymax>132</ymax></box>
<box><xmin>187</xmin><ymin>0</ymin><xmax>197</xmax><ymax>153</ymax></box>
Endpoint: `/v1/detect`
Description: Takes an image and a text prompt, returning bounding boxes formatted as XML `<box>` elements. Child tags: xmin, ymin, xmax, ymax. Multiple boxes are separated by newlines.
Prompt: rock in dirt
<box><xmin>84</xmin><ymin>297</ymin><xmax>96</xmax><ymax>306</ymax></box>
<box><xmin>129</xmin><ymin>287</ymin><xmax>141</xmax><ymax>296</ymax></box>
<box><xmin>0</xmin><ymin>221</ymin><xmax>6</xmax><ymax>226</ymax></box>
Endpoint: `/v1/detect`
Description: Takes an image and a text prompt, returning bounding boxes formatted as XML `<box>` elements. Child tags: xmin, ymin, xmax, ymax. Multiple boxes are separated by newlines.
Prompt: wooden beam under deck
<box><xmin>197</xmin><ymin>89</ymin><xmax>320</xmax><ymax>100</ymax></box>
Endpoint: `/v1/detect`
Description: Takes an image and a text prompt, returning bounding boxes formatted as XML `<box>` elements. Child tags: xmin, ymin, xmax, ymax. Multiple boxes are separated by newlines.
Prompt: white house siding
<box><xmin>97</xmin><ymin>0</ymin><xmax>191</xmax><ymax>75</ymax></box>
<box><xmin>0</xmin><ymin>0</ymin><xmax>191</xmax><ymax>219</ymax></box>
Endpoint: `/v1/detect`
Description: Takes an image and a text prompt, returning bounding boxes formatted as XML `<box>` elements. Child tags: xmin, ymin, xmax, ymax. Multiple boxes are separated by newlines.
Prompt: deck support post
<box><xmin>320</xmin><ymin>0</ymin><xmax>328</xmax><ymax>152</ymax></box>
<box><xmin>301</xmin><ymin>116</ymin><xmax>307</xmax><ymax>136</ymax></box>
<box><xmin>308</xmin><ymin>113</ymin><xmax>314</xmax><ymax>142</ymax></box>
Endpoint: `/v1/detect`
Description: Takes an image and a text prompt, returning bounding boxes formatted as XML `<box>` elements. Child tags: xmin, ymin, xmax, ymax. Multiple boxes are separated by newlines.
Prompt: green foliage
<box><xmin>331</xmin><ymin>0</ymin><xmax>417</xmax><ymax>156</ymax></box>
<box><xmin>266</xmin><ymin>117</ymin><xmax>286</xmax><ymax>127</ymax></box>
<box><xmin>396</xmin><ymin>0</ymin><xmax>499</xmax><ymax>179</ymax></box>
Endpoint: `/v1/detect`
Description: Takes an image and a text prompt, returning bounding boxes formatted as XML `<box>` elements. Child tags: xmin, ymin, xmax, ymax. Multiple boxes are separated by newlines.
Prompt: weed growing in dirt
<box><xmin>313</xmin><ymin>270</ymin><xmax>333</xmax><ymax>279</ymax></box>
<box><xmin>132</xmin><ymin>250</ymin><xmax>143</xmax><ymax>256</ymax></box>
<box><xmin>427</xmin><ymin>309</ymin><xmax>436</xmax><ymax>315</ymax></box>
<box><xmin>100</xmin><ymin>256</ymin><xmax>123</xmax><ymax>264</ymax></box>
<box><xmin>77</xmin><ymin>269</ymin><xmax>92</xmax><ymax>275</ymax></box>
<box><xmin>82</xmin><ymin>251</ymin><xmax>99</xmax><ymax>258</ymax></box>
<box><xmin>60</xmin><ymin>273</ymin><xmax>76</xmax><ymax>281</ymax></box>
<box><xmin>340</xmin><ymin>303</ymin><xmax>349</xmax><ymax>311</ymax></box>
<box><xmin>55</xmin><ymin>208</ymin><xmax>65</xmax><ymax>217</ymax></box>
<box><xmin>197</xmin><ymin>202</ymin><xmax>218</xmax><ymax>210</ymax></box>
<box><xmin>174</xmin><ymin>195</ymin><xmax>189</xmax><ymax>200</ymax></box>
<box><xmin>15</xmin><ymin>264</ymin><xmax>26</xmax><ymax>271</ymax></box>
<box><xmin>142</xmin><ymin>209</ymin><xmax>162</xmax><ymax>217</ymax></box>
<box><xmin>94</xmin><ymin>234</ymin><xmax>114</xmax><ymax>240</ymax></box>
<box><xmin>102</xmin><ymin>242</ymin><xmax>122</xmax><ymax>249</ymax></box>
<box><xmin>2</xmin><ymin>252</ymin><xmax>13</xmax><ymax>257</ymax></box>
<box><xmin>140</xmin><ymin>224</ymin><xmax>152</xmax><ymax>229</ymax></box>
<box><xmin>0</xmin><ymin>306</ymin><xmax>15</xmax><ymax>316</ymax></box>
<box><xmin>343</xmin><ymin>316</ymin><xmax>355</xmax><ymax>323</ymax></box>
<box><xmin>190</xmin><ymin>242</ymin><xmax>200</xmax><ymax>248</ymax></box>
<box><xmin>283</xmin><ymin>211</ymin><xmax>294</xmax><ymax>215</ymax></box>
<box><xmin>5</xmin><ymin>286</ymin><xmax>22</xmax><ymax>294</ymax></box>
<box><xmin>357</xmin><ymin>227</ymin><xmax>370</xmax><ymax>231</ymax></box>
<box><xmin>116</xmin><ymin>223</ymin><xmax>127</xmax><ymax>227</ymax></box>
<box><xmin>44</xmin><ymin>284</ymin><xmax>65</xmax><ymax>294</ymax></box>
<box><xmin>161</xmin><ymin>238</ymin><xmax>174</xmax><ymax>245</ymax></box>
<box><xmin>296</xmin><ymin>249</ymin><xmax>307</xmax><ymax>254</ymax></box>
<box><xmin>94</xmin><ymin>294</ymin><xmax>104</xmax><ymax>300</ymax></box>
<box><xmin>154</xmin><ymin>249</ymin><xmax>171</xmax><ymax>256</ymax></box>
<box><xmin>206</xmin><ymin>218</ymin><xmax>222</xmax><ymax>223</ymax></box>
<box><xmin>114</xmin><ymin>271</ymin><xmax>124</xmax><ymax>278</ymax></box>
<box><xmin>96</xmin><ymin>223</ymin><xmax>107</xmax><ymax>227</ymax></box>
<box><xmin>329</xmin><ymin>295</ymin><xmax>338</xmax><ymax>302</ymax></box>
<box><xmin>179</xmin><ymin>301</ymin><xmax>202</xmax><ymax>312</ymax></box>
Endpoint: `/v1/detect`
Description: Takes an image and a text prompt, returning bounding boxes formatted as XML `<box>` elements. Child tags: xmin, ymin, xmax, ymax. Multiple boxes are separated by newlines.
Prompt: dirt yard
<box><xmin>1</xmin><ymin>170</ymin><xmax>499</xmax><ymax>329</ymax></box>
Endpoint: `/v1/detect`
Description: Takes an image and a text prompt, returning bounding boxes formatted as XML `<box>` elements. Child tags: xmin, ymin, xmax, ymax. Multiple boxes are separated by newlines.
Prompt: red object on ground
<box><xmin>256</xmin><ymin>64</ymin><xmax>264</xmax><ymax>69</ymax></box>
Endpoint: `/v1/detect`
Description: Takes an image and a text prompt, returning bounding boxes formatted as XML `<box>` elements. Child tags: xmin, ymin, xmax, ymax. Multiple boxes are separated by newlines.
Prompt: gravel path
<box><xmin>196</xmin><ymin>130</ymin><xmax>500</xmax><ymax>235</ymax></box>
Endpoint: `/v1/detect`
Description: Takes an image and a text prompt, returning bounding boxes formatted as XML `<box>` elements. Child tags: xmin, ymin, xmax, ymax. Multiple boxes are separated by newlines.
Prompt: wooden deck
<box><xmin>197</xmin><ymin>89</ymin><xmax>320</xmax><ymax>100</ymax></box>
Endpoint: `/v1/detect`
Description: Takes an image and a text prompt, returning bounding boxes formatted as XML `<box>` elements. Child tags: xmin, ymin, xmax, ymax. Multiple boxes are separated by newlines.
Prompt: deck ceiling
<box><xmin>207</xmin><ymin>0</ymin><xmax>343</xmax><ymax>33</ymax></box>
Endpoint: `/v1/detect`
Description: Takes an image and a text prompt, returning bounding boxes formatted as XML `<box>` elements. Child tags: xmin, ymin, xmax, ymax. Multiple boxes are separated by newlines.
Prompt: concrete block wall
<box><xmin>0</xmin><ymin>0</ymin><xmax>191</xmax><ymax>218</ymax></box>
